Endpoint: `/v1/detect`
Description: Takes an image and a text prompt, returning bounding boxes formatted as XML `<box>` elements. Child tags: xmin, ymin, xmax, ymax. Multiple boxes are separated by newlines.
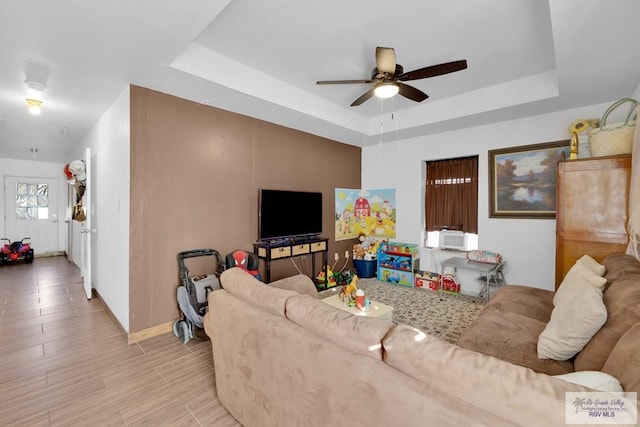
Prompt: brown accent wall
<box><xmin>129</xmin><ymin>85</ymin><xmax>361</xmax><ymax>333</ymax></box>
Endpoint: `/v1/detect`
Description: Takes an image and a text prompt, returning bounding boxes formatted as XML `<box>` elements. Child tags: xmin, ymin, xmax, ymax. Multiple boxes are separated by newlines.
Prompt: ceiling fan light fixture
<box><xmin>318</xmin><ymin>47</ymin><xmax>466</xmax><ymax>106</ymax></box>
<box><xmin>374</xmin><ymin>82</ymin><xmax>399</xmax><ymax>99</ymax></box>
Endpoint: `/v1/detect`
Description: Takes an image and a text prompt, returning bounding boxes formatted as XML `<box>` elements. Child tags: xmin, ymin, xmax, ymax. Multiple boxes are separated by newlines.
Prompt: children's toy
<box><xmin>440</xmin><ymin>274</ymin><xmax>461</xmax><ymax>294</ymax></box>
<box><xmin>0</xmin><ymin>237</ymin><xmax>34</xmax><ymax>264</ymax></box>
<box><xmin>225</xmin><ymin>249</ymin><xmax>261</xmax><ymax>280</ymax></box>
<box><xmin>414</xmin><ymin>270</ymin><xmax>440</xmax><ymax>290</ymax></box>
<box><xmin>334</xmin><ymin>269</ymin><xmax>355</xmax><ymax>287</ymax></box>
<box><xmin>174</xmin><ymin>248</ymin><xmax>224</xmax><ymax>344</ymax></box>
<box><xmin>355</xmin><ymin>289</ymin><xmax>366</xmax><ymax>310</ymax></box>
<box><xmin>467</xmin><ymin>250</ymin><xmax>503</xmax><ymax>264</ymax></box>
<box><xmin>339</xmin><ymin>275</ymin><xmax>358</xmax><ymax>302</ymax></box>
<box><xmin>352</xmin><ymin>234</ymin><xmax>381</xmax><ymax>261</ymax></box>
<box><xmin>316</xmin><ymin>266</ymin><xmax>336</xmax><ymax>288</ymax></box>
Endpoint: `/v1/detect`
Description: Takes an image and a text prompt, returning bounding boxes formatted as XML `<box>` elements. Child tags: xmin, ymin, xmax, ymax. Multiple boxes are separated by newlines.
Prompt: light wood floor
<box><xmin>0</xmin><ymin>256</ymin><xmax>241</xmax><ymax>426</ymax></box>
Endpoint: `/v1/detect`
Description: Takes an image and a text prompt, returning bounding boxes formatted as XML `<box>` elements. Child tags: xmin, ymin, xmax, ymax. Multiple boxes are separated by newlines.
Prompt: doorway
<box><xmin>4</xmin><ymin>176</ymin><xmax>59</xmax><ymax>255</ymax></box>
<box><xmin>65</xmin><ymin>150</ymin><xmax>92</xmax><ymax>299</ymax></box>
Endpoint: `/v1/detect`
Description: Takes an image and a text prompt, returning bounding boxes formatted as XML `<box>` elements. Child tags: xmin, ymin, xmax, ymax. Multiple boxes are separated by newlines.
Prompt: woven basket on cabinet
<box><xmin>589</xmin><ymin>98</ymin><xmax>638</xmax><ymax>157</ymax></box>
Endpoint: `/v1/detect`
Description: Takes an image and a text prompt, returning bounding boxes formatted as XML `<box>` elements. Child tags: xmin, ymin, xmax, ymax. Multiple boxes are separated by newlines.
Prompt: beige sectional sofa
<box><xmin>457</xmin><ymin>253</ymin><xmax>640</xmax><ymax>391</ymax></box>
<box><xmin>204</xmin><ymin>265</ymin><xmax>639</xmax><ymax>426</ymax></box>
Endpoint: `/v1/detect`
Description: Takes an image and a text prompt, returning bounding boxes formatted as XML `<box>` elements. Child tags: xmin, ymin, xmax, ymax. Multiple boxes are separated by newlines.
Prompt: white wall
<box><xmin>0</xmin><ymin>158</ymin><xmax>68</xmax><ymax>253</ymax></box>
<box><xmin>70</xmin><ymin>87</ymin><xmax>131</xmax><ymax>331</ymax></box>
<box><xmin>362</xmin><ymin>101</ymin><xmax>614</xmax><ymax>292</ymax></box>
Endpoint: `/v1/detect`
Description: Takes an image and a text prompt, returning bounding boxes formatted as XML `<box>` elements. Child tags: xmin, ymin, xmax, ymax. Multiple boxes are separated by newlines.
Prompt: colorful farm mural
<box><xmin>335</xmin><ymin>188</ymin><xmax>396</xmax><ymax>241</ymax></box>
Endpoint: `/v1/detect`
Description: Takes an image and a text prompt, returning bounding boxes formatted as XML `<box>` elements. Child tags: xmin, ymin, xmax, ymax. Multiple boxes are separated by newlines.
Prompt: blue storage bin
<box><xmin>354</xmin><ymin>259</ymin><xmax>376</xmax><ymax>278</ymax></box>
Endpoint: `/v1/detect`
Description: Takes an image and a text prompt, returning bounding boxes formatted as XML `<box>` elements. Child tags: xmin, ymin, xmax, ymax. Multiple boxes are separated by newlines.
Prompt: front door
<box><xmin>4</xmin><ymin>176</ymin><xmax>59</xmax><ymax>254</ymax></box>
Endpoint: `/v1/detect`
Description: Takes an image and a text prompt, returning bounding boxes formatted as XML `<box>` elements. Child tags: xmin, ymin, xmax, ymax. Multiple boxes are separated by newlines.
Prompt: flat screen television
<box><xmin>258</xmin><ymin>189</ymin><xmax>322</xmax><ymax>241</ymax></box>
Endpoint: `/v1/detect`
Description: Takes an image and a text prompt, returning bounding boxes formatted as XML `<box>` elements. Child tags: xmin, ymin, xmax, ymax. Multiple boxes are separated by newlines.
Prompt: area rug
<box><xmin>320</xmin><ymin>278</ymin><xmax>486</xmax><ymax>344</ymax></box>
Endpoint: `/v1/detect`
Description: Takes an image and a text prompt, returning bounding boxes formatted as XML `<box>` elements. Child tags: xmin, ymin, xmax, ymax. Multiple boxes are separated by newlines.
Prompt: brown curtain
<box><xmin>425</xmin><ymin>156</ymin><xmax>478</xmax><ymax>234</ymax></box>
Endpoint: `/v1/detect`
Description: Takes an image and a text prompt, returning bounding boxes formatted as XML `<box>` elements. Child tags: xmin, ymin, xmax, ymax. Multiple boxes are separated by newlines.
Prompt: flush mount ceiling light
<box><xmin>25</xmin><ymin>80</ymin><xmax>46</xmax><ymax>115</ymax></box>
<box><xmin>374</xmin><ymin>82</ymin><xmax>400</xmax><ymax>99</ymax></box>
<box><xmin>26</xmin><ymin>99</ymin><xmax>42</xmax><ymax>115</ymax></box>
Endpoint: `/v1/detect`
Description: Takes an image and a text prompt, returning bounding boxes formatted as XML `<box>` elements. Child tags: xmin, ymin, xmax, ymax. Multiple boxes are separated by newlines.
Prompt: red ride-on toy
<box><xmin>0</xmin><ymin>238</ymin><xmax>35</xmax><ymax>265</ymax></box>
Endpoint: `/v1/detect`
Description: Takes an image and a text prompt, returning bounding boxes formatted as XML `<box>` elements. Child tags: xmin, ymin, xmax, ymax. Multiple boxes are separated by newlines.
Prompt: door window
<box><xmin>16</xmin><ymin>182</ymin><xmax>49</xmax><ymax>220</ymax></box>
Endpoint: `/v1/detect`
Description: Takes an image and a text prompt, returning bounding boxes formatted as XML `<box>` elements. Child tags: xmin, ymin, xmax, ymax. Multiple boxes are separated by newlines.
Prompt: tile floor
<box><xmin>0</xmin><ymin>256</ymin><xmax>240</xmax><ymax>426</ymax></box>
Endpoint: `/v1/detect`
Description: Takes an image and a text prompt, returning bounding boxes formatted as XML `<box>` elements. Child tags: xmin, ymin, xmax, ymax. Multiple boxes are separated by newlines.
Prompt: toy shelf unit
<box><xmin>377</xmin><ymin>242</ymin><xmax>420</xmax><ymax>287</ymax></box>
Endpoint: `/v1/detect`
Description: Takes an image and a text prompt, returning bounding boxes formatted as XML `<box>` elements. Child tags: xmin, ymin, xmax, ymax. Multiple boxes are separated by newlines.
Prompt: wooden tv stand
<box><xmin>253</xmin><ymin>237</ymin><xmax>329</xmax><ymax>288</ymax></box>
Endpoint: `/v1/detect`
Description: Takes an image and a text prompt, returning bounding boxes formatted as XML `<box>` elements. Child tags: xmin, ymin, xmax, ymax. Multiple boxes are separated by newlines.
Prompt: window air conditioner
<box><xmin>439</xmin><ymin>230</ymin><xmax>467</xmax><ymax>251</ymax></box>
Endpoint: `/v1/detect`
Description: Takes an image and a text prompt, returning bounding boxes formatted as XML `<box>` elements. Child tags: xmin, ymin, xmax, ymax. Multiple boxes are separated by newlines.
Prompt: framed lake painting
<box><xmin>489</xmin><ymin>140</ymin><xmax>570</xmax><ymax>219</ymax></box>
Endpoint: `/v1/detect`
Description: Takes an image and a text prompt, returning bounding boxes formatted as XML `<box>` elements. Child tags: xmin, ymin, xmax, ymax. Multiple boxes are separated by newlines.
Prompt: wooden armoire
<box><xmin>555</xmin><ymin>154</ymin><xmax>632</xmax><ymax>288</ymax></box>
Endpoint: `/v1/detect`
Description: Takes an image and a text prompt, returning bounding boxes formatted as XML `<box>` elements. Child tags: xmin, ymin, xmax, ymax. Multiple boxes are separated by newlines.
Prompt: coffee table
<box><xmin>322</xmin><ymin>293</ymin><xmax>394</xmax><ymax>321</ymax></box>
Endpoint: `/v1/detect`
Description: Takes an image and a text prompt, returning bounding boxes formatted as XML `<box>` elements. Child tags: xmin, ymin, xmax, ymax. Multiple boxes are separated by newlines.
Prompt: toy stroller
<box><xmin>173</xmin><ymin>248</ymin><xmax>224</xmax><ymax>344</ymax></box>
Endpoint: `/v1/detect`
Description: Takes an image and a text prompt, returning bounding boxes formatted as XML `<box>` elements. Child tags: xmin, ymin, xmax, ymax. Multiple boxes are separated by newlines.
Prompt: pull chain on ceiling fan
<box><xmin>317</xmin><ymin>47</ymin><xmax>468</xmax><ymax>106</ymax></box>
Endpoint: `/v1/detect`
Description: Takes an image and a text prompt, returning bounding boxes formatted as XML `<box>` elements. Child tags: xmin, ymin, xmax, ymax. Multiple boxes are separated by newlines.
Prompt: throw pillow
<box><xmin>553</xmin><ymin>371</ymin><xmax>623</xmax><ymax>392</ymax></box>
<box><xmin>578</xmin><ymin>254</ymin><xmax>606</xmax><ymax>277</ymax></box>
<box><xmin>553</xmin><ymin>260</ymin><xmax>607</xmax><ymax>307</ymax></box>
<box><xmin>538</xmin><ymin>284</ymin><xmax>607</xmax><ymax>360</ymax></box>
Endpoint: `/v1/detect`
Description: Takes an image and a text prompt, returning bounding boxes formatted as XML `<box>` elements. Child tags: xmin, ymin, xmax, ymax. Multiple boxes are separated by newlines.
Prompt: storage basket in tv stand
<box><xmin>253</xmin><ymin>237</ymin><xmax>329</xmax><ymax>288</ymax></box>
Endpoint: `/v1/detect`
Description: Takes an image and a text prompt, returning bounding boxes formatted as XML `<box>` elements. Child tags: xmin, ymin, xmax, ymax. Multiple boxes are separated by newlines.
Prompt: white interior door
<box><xmin>66</xmin><ymin>186</ymin><xmax>74</xmax><ymax>263</ymax></box>
<box><xmin>4</xmin><ymin>176</ymin><xmax>59</xmax><ymax>254</ymax></box>
<box><xmin>81</xmin><ymin>147</ymin><xmax>92</xmax><ymax>299</ymax></box>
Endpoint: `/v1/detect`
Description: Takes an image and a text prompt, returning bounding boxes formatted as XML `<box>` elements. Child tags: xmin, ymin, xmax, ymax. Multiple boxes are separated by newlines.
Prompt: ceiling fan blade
<box><xmin>398</xmin><ymin>60</ymin><xmax>468</xmax><ymax>81</ymax></box>
<box><xmin>375</xmin><ymin>47</ymin><xmax>396</xmax><ymax>75</ymax></box>
<box><xmin>397</xmin><ymin>82</ymin><xmax>429</xmax><ymax>103</ymax></box>
<box><xmin>350</xmin><ymin>87</ymin><xmax>377</xmax><ymax>106</ymax></box>
<box><xmin>316</xmin><ymin>79</ymin><xmax>373</xmax><ymax>85</ymax></box>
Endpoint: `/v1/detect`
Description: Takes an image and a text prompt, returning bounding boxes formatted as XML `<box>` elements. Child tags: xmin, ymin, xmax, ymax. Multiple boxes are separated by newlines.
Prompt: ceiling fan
<box><xmin>316</xmin><ymin>47</ymin><xmax>468</xmax><ymax>107</ymax></box>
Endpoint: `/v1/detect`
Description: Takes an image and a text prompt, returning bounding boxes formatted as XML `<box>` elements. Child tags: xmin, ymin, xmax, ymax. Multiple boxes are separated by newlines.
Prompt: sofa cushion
<box><xmin>601</xmin><ymin>322</ymin><xmax>640</xmax><ymax>393</ymax></box>
<box><xmin>484</xmin><ymin>285</ymin><xmax>554</xmax><ymax>323</ymax></box>
<box><xmin>285</xmin><ymin>294</ymin><xmax>393</xmax><ymax>361</ymax></box>
<box><xmin>457</xmin><ymin>309</ymin><xmax>574</xmax><ymax>375</ymax></box>
<box><xmin>574</xmin><ymin>275</ymin><xmax>640</xmax><ymax>371</ymax></box>
<box><xmin>553</xmin><ymin>371</ymin><xmax>623</xmax><ymax>392</ymax></box>
<box><xmin>538</xmin><ymin>284</ymin><xmax>607</xmax><ymax>361</ymax></box>
<box><xmin>601</xmin><ymin>253</ymin><xmax>640</xmax><ymax>283</ymax></box>
<box><xmin>383</xmin><ymin>325</ymin><xmax>580</xmax><ymax>426</ymax></box>
<box><xmin>219</xmin><ymin>268</ymin><xmax>297</xmax><ymax>317</ymax></box>
<box><xmin>553</xmin><ymin>260</ymin><xmax>607</xmax><ymax>307</ymax></box>
<box><xmin>269</xmin><ymin>274</ymin><xmax>320</xmax><ymax>298</ymax></box>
